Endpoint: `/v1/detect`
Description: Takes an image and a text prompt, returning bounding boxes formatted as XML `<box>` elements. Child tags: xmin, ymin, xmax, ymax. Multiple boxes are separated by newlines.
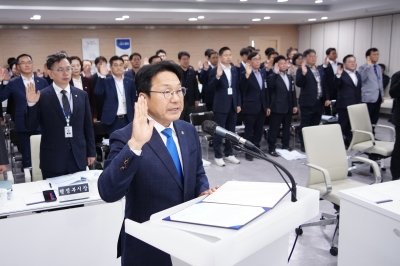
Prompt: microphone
<box><xmin>201</xmin><ymin>120</ymin><xmax>256</xmax><ymax>149</ymax></box>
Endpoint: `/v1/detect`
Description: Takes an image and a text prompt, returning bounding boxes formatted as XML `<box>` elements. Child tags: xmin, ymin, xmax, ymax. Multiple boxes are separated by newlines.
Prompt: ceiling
<box><xmin>0</xmin><ymin>0</ymin><xmax>399</xmax><ymax>26</ymax></box>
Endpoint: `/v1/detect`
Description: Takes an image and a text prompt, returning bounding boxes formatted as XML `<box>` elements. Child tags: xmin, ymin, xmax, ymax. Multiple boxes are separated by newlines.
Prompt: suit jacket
<box><xmin>98</xmin><ymin>120</ymin><xmax>209</xmax><ymax>265</ymax></box>
<box><xmin>333</xmin><ymin>71</ymin><xmax>362</xmax><ymax>109</ymax></box>
<box><xmin>124</xmin><ymin>69</ymin><xmax>136</xmax><ymax>81</ymax></box>
<box><xmin>389</xmin><ymin>71</ymin><xmax>400</xmax><ymax>127</ymax></box>
<box><xmin>24</xmin><ymin>85</ymin><xmax>96</xmax><ymax>173</ymax></box>
<box><xmin>208</xmin><ymin>66</ymin><xmax>241</xmax><ymax>113</ymax></box>
<box><xmin>94</xmin><ymin>75</ymin><xmax>136</xmax><ymax>125</ymax></box>
<box><xmin>90</xmin><ymin>73</ymin><xmax>104</xmax><ymax>120</ymax></box>
<box><xmin>267</xmin><ymin>72</ymin><xmax>297</xmax><ymax>114</ymax></box>
<box><xmin>296</xmin><ymin>65</ymin><xmax>329</xmax><ymax>107</ymax></box>
<box><xmin>199</xmin><ymin>67</ymin><xmax>214</xmax><ymax>105</ymax></box>
<box><xmin>236</xmin><ymin>63</ymin><xmax>246</xmax><ymax>78</ymax></box>
<box><xmin>383</xmin><ymin>74</ymin><xmax>390</xmax><ymax>90</ymax></box>
<box><xmin>358</xmin><ymin>64</ymin><xmax>384</xmax><ymax>103</ymax></box>
<box><xmin>69</xmin><ymin>75</ymin><xmax>97</xmax><ymax>120</ymax></box>
<box><xmin>239</xmin><ymin>70</ymin><xmax>268</xmax><ymax>114</ymax></box>
<box><xmin>0</xmin><ymin>126</ymin><xmax>9</xmax><ymax>165</ymax></box>
<box><xmin>322</xmin><ymin>62</ymin><xmax>343</xmax><ymax>100</ymax></box>
<box><xmin>1</xmin><ymin>75</ymin><xmax>48</xmax><ymax>132</ymax></box>
<box><xmin>182</xmin><ymin>67</ymin><xmax>200</xmax><ymax>107</ymax></box>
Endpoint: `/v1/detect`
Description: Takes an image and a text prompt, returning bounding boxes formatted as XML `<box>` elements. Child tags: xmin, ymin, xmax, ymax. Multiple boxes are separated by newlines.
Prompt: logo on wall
<box><xmin>115</xmin><ymin>38</ymin><xmax>132</xmax><ymax>56</ymax></box>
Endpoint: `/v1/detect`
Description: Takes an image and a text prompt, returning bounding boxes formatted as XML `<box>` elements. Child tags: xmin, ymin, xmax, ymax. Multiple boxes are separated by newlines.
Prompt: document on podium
<box><xmin>163</xmin><ymin>181</ymin><xmax>291</xmax><ymax>230</ymax></box>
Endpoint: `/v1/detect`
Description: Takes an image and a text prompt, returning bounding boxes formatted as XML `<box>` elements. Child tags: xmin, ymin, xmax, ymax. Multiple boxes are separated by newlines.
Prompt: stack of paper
<box><xmin>276</xmin><ymin>149</ymin><xmax>307</xmax><ymax>161</ymax></box>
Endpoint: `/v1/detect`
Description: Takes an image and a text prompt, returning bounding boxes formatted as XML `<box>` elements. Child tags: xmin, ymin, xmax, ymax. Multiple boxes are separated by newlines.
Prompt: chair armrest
<box><xmin>353</xmin><ymin>156</ymin><xmax>382</xmax><ymax>183</ymax></box>
<box><xmin>352</xmin><ymin>129</ymin><xmax>375</xmax><ymax>143</ymax></box>
<box><xmin>306</xmin><ymin>163</ymin><xmax>332</xmax><ymax>196</ymax></box>
<box><xmin>24</xmin><ymin>168</ymin><xmax>31</xmax><ymax>183</ymax></box>
<box><xmin>375</xmin><ymin>124</ymin><xmax>395</xmax><ymax>141</ymax></box>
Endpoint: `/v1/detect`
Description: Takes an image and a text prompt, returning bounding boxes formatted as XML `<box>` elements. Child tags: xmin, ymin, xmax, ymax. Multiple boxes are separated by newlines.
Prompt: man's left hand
<box><xmin>237</xmin><ymin>106</ymin><xmax>241</xmax><ymax>113</ymax></box>
<box><xmin>195</xmin><ymin>101</ymin><xmax>199</xmax><ymax>107</ymax></box>
<box><xmin>199</xmin><ymin>185</ymin><xmax>219</xmax><ymax>196</ymax></box>
<box><xmin>324</xmin><ymin>100</ymin><xmax>331</xmax><ymax>107</ymax></box>
<box><xmin>87</xmin><ymin>157</ymin><xmax>95</xmax><ymax>166</ymax></box>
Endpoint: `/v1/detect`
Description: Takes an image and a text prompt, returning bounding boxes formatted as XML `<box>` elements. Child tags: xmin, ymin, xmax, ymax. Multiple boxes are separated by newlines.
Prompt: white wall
<box><xmin>298</xmin><ymin>14</ymin><xmax>400</xmax><ymax>76</ymax></box>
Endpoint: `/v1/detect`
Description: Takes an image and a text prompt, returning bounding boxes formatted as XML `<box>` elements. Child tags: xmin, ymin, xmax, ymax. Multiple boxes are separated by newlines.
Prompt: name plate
<box><xmin>58</xmin><ymin>183</ymin><xmax>90</xmax><ymax>202</ymax></box>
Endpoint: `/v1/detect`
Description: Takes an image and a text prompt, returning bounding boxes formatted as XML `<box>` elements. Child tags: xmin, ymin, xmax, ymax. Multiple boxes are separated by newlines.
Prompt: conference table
<box><xmin>0</xmin><ymin>170</ymin><xmax>124</xmax><ymax>266</ymax></box>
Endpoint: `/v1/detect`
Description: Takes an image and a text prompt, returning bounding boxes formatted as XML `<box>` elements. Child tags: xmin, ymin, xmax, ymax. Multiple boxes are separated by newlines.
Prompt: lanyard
<box><xmin>114</xmin><ymin>78</ymin><xmax>125</xmax><ymax>97</ymax></box>
<box><xmin>60</xmin><ymin>92</ymin><xmax>72</xmax><ymax>126</ymax></box>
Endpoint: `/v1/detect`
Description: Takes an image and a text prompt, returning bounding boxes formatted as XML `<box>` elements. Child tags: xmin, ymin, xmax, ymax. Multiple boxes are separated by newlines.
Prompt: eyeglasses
<box><xmin>149</xmin><ymin>88</ymin><xmax>187</xmax><ymax>99</ymax></box>
<box><xmin>18</xmin><ymin>61</ymin><xmax>33</xmax><ymax>65</ymax></box>
<box><xmin>54</xmin><ymin>67</ymin><xmax>72</xmax><ymax>73</ymax></box>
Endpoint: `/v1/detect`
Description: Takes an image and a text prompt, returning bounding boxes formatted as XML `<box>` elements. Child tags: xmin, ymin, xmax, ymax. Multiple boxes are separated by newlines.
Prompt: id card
<box><xmin>227</xmin><ymin>87</ymin><xmax>233</xmax><ymax>95</ymax></box>
<box><xmin>65</xmin><ymin>126</ymin><xmax>73</xmax><ymax>138</ymax></box>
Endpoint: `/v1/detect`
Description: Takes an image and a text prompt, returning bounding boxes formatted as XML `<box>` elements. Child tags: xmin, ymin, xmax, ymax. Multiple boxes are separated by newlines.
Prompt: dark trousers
<box><xmin>213</xmin><ymin>106</ymin><xmax>237</xmax><ymax>158</ymax></box>
<box><xmin>41</xmin><ymin>149</ymin><xmax>84</xmax><ymax>179</ymax></box>
<box><xmin>366</xmin><ymin>94</ymin><xmax>382</xmax><ymax>127</ymax></box>
<box><xmin>179</xmin><ymin>105</ymin><xmax>195</xmax><ymax>123</ymax></box>
<box><xmin>391</xmin><ymin>126</ymin><xmax>400</xmax><ymax>180</ymax></box>
<box><xmin>337</xmin><ymin>108</ymin><xmax>352</xmax><ymax>146</ymax></box>
<box><xmin>206</xmin><ymin>103</ymin><xmax>213</xmax><ymax>112</ymax></box>
<box><xmin>17</xmin><ymin>130</ymin><xmax>41</xmax><ymax>168</ymax></box>
<box><xmin>299</xmin><ymin>99</ymin><xmax>324</xmax><ymax>148</ymax></box>
<box><xmin>108</xmin><ymin>116</ymin><xmax>129</xmax><ymax>136</ymax></box>
<box><xmin>244</xmin><ymin>111</ymin><xmax>266</xmax><ymax>149</ymax></box>
<box><xmin>268</xmin><ymin>111</ymin><xmax>292</xmax><ymax>151</ymax></box>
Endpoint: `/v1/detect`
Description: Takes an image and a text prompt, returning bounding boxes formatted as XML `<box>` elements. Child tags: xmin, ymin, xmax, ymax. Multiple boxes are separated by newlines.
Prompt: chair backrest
<box><xmin>93</xmin><ymin>121</ymin><xmax>109</xmax><ymax>143</ymax></box>
<box><xmin>191</xmin><ymin>105</ymin><xmax>208</xmax><ymax>113</ymax></box>
<box><xmin>303</xmin><ymin>124</ymin><xmax>349</xmax><ymax>186</ymax></box>
<box><xmin>347</xmin><ymin>103</ymin><xmax>373</xmax><ymax>144</ymax></box>
<box><xmin>30</xmin><ymin>135</ymin><xmax>42</xmax><ymax>182</ymax></box>
<box><xmin>189</xmin><ymin>111</ymin><xmax>214</xmax><ymax>127</ymax></box>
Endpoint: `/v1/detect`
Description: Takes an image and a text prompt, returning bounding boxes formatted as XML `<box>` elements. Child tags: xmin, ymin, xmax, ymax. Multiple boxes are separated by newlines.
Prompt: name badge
<box><xmin>227</xmin><ymin>87</ymin><xmax>233</xmax><ymax>95</ymax></box>
<box><xmin>65</xmin><ymin>126</ymin><xmax>73</xmax><ymax>138</ymax></box>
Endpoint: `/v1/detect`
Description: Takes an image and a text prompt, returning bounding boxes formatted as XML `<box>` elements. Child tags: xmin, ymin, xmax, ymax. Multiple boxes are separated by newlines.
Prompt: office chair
<box><xmin>23</xmin><ymin>135</ymin><xmax>42</xmax><ymax>182</ymax></box>
<box><xmin>297</xmin><ymin>124</ymin><xmax>381</xmax><ymax>256</ymax></box>
<box><xmin>347</xmin><ymin>103</ymin><xmax>394</xmax><ymax>172</ymax></box>
<box><xmin>93</xmin><ymin>122</ymin><xmax>110</xmax><ymax>169</ymax></box>
<box><xmin>189</xmin><ymin>111</ymin><xmax>214</xmax><ymax>159</ymax></box>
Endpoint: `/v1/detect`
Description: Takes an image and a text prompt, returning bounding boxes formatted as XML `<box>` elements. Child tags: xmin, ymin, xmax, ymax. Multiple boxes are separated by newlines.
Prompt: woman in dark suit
<box><xmin>69</xmin><ymin>56</ymin><xmax>97</xmax><ymax>122</ymax></box>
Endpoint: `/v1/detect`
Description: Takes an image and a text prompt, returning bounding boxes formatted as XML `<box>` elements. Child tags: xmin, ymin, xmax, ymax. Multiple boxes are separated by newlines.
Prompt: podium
<box><xmin>125</xmin><ymin>186</ymin><xmax>319</xmax><ymax>266</ymax></box>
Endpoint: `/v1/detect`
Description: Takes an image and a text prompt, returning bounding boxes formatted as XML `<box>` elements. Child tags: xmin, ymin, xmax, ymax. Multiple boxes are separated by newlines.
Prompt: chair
<box><xmin>9</xmin><ymin>127</ymin><xmax>23</xmax><ymax>176</ymax></box>
<box><xmin>189</xmin><ymin>111</ymin><xmax>214</xmax><ymax>159</ymax></box>
<box><xmin>297</xmin><ymin>124</ymin><xmax>381</xmax><ymax>256</ymax></box>
<box><xmin>93</xmin><ymin>122</ymin><xmax>110</xmax><ymax>168</ymax></box>
<box><xmin>25</xmin><ymin>135</ymin><xmax>42</xmax><ymax>182</ymax></box>
<box><xmin>347</xmin><ymin>103</ymin><xmax>395</xmax><ymax>172</ymax></box>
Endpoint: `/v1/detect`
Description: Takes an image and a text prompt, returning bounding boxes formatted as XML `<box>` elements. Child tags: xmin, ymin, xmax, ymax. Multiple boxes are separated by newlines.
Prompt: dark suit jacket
<box><xmin>389</xmin><ymin>71</ymin><xmax>400</xmax><ymax>127</ymax></box>
<box><xmin>0</xmin><ymin>126</ymin><xmax>9</xmax><ymax>165</ymax></box>
<box><xmin>94</xmin><ymin>75</ymin><xmax>136</xmax><ymax>125</ymax></box>
<box><xmin>199</xmin><ymin>68</ymin><xmax>214</xmax><ymax>105</ymax></box>
<box><xmin>91</xmin><ymin>73</ymin><xmax>104</xmax><ymax>120</ymax></box>
<box><xmin>98</xmin><ymin>120</ymin><xmax>209</xmax><ymax>265</ymax></box>
<box><xmin>239</xmin><ymin>70</ymin><xmax>268</xmax><ymax>114</ymax></box>
<box><xmin>296</xmin><ymin>65</ymin><xmax>329</xmax><ymax>107</ymax></box>
<box><xmin>182</xmin><ymin>67</ymin><xmax>200</xmax><ymax>106</ymax></box>
<box><xmin>1</xmin><ymin>75</ymin><xmax>48</xmax><ymax>132</ymax></box>
<box><xmin>24</xmin><ymin>85</ymin><xmax>96</xmax><ymax>174</ymax></box>
<box><xmin>267</xmin><ymin>72</ymin><xmax>297</xmax><ymax>114</ymax></box>
<box><xmin>383</xmin><ymin>74</ymin><xmax>390</xmax><ymax>90</ymax></box>
<box><xmin>333</xmin><ymin>71</ymin><xmax>362</xmax><ymax>109</ymax></box>
<box><xmin>69</xmin><ymin>75</ymin><xmax>97</xmax><ymax>120</ymax></box>
<box><xmin>322</xmin><ymin>62</ymin><xmax>343</xmax><ymax>100</ymax></box>
<box><xmin>208</xmin><ymin>66</ymin><xmax>241</xmax><ymax>113</ymax></box>
<box><xmin>236</xmin><ymin>63</ymin><xmax>246</xmax><ymax>78</ymax></box>
<box><xmin>124</xmin><ymin>69</ymin><xmax>136</xmax><ymax>82</ymax></box>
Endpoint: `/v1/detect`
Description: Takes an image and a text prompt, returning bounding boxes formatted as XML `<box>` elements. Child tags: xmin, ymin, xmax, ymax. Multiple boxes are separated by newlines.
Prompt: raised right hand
<box><xmin>26</xmin><ymin>82</ymin><xmax>40</xmax><ymax>103</ymax></box>
<box><xmin>337</xmin><ymin>65</ymin><xmax>343</xmax><ymax>75</ymax></box>
<box><xmin>99</xmin><ymin>63</ymin><xmax>108</xmax><ymax>76</ymax></box>
<box><xmin>216</xmin><ymin>60</ymin><xmax>223</xmax><ymax>78</ymax></box>
<box><xmin>203</xmin><ymin>60</ymin><xmax>209</xmax><ymax>71</ymax></box>
<box><xmin>236</xmin><ymin>58</ymin><xmax>241</xmax><ymax>68</ymax></box>
<box><xmin>36</xmin><ymin>68</ymin><xmax>43</xmax><ymax>78</ymax></box>
<box><xmin>0</xmin><ymin>68</ymin><xmax>5</xmax><ymax>82</ymax></box>
<box><xmin>301</xmin><ymin>59</ymin><xmax>307</xmax><ymax>75</ymax></box>
<box><xmin>245</xmin><ymin>63</ymin><xmax>252</xmax><ymax>78</ymax></box>
<box><xmin>143</xmin><ymin>58</ymin><xmax>149</xmax><ymax>65</ymax></box>
<box><xmin>197</xmin><ymin>60</ymin><xmax>203</xmax><ymax>71</ymax></box>
<box><xmin>366</xmin><ymin>56</ymin><xmax>372</xmax><ymax>66</ymax></box>
<box><xmin>128</xmin><ymin>96</ymin><xmax>155</xmax><ymax>150</ymax></box>
<box><xmin>274</xmin><ymin>63</ymin><xmax>279</xmax><ymax>74</ymax></box>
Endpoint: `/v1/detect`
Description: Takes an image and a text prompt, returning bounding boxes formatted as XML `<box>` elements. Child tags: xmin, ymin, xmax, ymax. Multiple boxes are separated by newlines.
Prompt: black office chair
<box><xmin>9</xmin><ymin>127</ymin><xmax>23</xmax><ymax>175</ymax></box>
<box><xmin>93</xmin><ymin>122</ymin><xmax>110</xmax><ymax>169</ymax></box>
<box><xmin>189</xmin><ymin>111</ymin><xmax>214</xmax><ymax>159</ymax></box>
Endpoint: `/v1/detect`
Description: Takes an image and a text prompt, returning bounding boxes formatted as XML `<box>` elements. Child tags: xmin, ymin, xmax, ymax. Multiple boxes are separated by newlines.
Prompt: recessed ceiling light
<box><xmin>277</xmin><ymin>0</ymin><xmax>288</xmax><ymax>2</ymax></box>
<box><xmin>308</xmin><ymin>18</ymin><xmax>317</xmax><ymax>21</ymax></box>
<box><xmin>264</xmin><ymin>16</ymin><xmax>271</xmax><ymax>20</ymax></box>
<box><xmin>115</xmin><ymin>18</ymin><xmax>125</xmax><ymax>21</ymax></box>
<box><xmin>315</xmin><ymin>0</ymin><xmax>323</xmax><ymax>3</ymax></box>
<box><xmin>22</xmin><ymin>26</ymin><xmax>29</xmax><ymax>29</ymax></box>
<box><xmin>196</xmin><ymin>0</ymin><xmax>205</xmax><ymax>1</ymax></box>
<box><xmin>188</xmin><ymin>18</ymin><xmax>198</xmax><ymax>21</ymax></box>
<box><xmin>321</xmin><ymin>17</ymin><xmax>328</xmax><ymax>20</ymax></box>
<box><xmin>30</xmin><ymin>15</ymin><xmax>41</xmax><ymax>20</ymax></box>
<box><xmin>252</xmin><ymin>18</ymin><xmax>261</xmax><ymax>22</ymax></box>
<box><xmin>240</xmin><ymin>0</ymin><xmax>248</xmax><ymax>2</ymax></box>
<box><xmin>198</xmin><ymin>16</ymin><xmax>205</xmax><ymax>19</ymax></box>
<box><xmin>122</xmin><ymin>15</ymin><xmax>129</xmax><ymax>19</ymax></box>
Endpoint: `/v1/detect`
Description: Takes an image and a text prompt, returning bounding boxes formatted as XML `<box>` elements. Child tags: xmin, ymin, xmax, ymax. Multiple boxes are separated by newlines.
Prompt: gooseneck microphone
<box><xmin>201</xmin><ymin>120</ymin><xmax>256</xmax><ymax>149</ymax></box>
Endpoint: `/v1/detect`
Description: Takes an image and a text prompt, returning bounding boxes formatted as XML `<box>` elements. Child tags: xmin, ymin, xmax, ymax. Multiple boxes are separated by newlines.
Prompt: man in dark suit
<box><xmin>91</xmin><ymin>56</ymin><xmax>108</xmax><ymax>121</ymax></box>
<box><xmin>95</xmin><ymin>56</ymin><xmax>136</xmax><ymax>135</ymax></box>
<box><xmin>208</xmin><ymin>47</ymin><xmax>242</xmax><ymax>167</ymax></box>
<box><xmin>239</xmin><ymin>52</ymin><xmax>268</xmax><ymax>161</ymax></box>
<box><xmin>98</xmin><ymin>61</ymin><xmax>216</xmax><ymax>265</ymax></box>
<box><xmin>322</xmin><ymin>48</ymin><xmax>342</xmax><ymax>115</ymax></box>
<box><xmin>296</xmin><ymin>49</ymin><xmax>330</xmax><ymax>152</ymax></box>
<box><xmin>267</xmin><ymin>55</ymin><xmax>298</xmax><ymax>156</ymax></box>
<box><xmin>0</xmin><ymin>54</ymin><xmax>48</xmax><ymax>169</ymax></box>
<box><xmin>25</xmin><ymin>52</ymin><xmax>96</xmax><ymax>179</ymax></box>
<box><xmin>124</xmin><ymin>52</ymin><xmax>142</xmax><ymax>82</ymax></box>
<box><xmin>198</xmin><ymin>50</ymin><xmax>218</xmax><ymax>111</ymax></box>
<box><xmin>236</xmin><ymin>47</ymin><xmax>249</xmax><ymax>75</ymax></box>
<box><xmin>389</xmin><ymin>70</ymin><xmax>400</xmax><ymax>180</ymax></box>
<box><xmin>378</xmin><ymin>63</ymin><xmax>390</xmax><ymax>89</ymax></box>
<box><xmin>177</xmin><ymin>51</ymin><xmax>200</xmax><ymax>122</ymax></box>
<box><xmin>333</xmin><ymin>55</ymin><xmax>362</xmax><ymax>147</ymax></box>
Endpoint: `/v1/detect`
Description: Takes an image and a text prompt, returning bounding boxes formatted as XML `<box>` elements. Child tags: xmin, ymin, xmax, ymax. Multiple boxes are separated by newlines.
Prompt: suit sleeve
<box><xmin>0</xmin><ymin>128</ymin><xmax>9</xmax><ymax>165</ymax></box>
<box><xmin>239</xmin><ymin>71</ymin><xmax>249</xmax><ymax>95</ymax></box>
<box><xmin>0</xmin><ymin>81</ymin><xmax>14</xmax><ymax>102</ymax></box>
<box><xmin>357</xmin><ymin>65</ymin><xmax>370</xmax><ymax>83</ymax></box>
<box><xmin>85</xmin><ymin>80</ymin><xmax>97</xmax><ymax>119</ymax></box>
<box><xmin>389</xmin><ymin>72</ymin><xmax>400</xmax><ymax>98</ymax></box>
<box><xmin>296</xmin><ymin>67</ymin><xmax>306</xmax><ymax>88</ymax></box>
<box><xmin>94</xmin><ymin>76</ymin><xmax>106</xmax><ymax>95</ymax></box>
<box><xmin>236</xmin><ymin>72</ymin><xmax>241</xmax><ymax>107</ymax></box>
<box><xmin>193</xmin><ymin>71</ymin><xmax>200</xmax><ymax>101</ymax></box>
<box><xmin>24</xmin><ymin>102</ymin><xmax>41</xmax><ymax>132</ymax></box>
<box><xmin>199</xmin><ymin>69</ymin><xmax>208</xmax><ymax>85</ymax></box>
<box><xmin>208</xmin><ymin>67</ymin><xmax>220</xmax><ymax>91</ymax></box>
<box><xmin>83</xmin><ymin>93</ymin><xmax>96</xmax><ymax>157</ymax></box>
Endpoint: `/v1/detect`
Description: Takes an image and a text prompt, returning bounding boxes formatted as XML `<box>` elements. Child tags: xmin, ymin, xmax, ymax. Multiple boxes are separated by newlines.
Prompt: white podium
<box><xmin>125</xmin><ymin>186</ymin><xmax>319</xmax><ymax>266</ymax></box>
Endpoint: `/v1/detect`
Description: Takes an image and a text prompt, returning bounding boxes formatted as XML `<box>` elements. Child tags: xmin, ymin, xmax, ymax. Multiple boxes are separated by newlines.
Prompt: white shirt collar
<box><xmin>220</xmin><ymin>63</ymin><xmax>231</xmax><ymax>70</ymax></box>
<box><xmin>329</xmin><ymin>60</ymin><xmax>337</xmax><ymax>65</ymax></box>
<box><xmin>53</xmin><ymin>82</ymin><xmax>71</xmax><ymax>94</ymax></box>
<box><xmin>148</xmin><ymin>116</ymin><xmax>175</xmax><ymax>135</ymax></box>
<box><xmin>344</xmin><ymin>68</ymin><xmax>356</xmax><ymax>74</ymax></box>
<box><xmin>112</xmin><ymin>74</ymin><xmax>123</xmax><ymax>81</ymax></box>
<box><xmin>21</xmin><ymin>74</ymin><xmax>34</xmax><ymax>82</ymax></box>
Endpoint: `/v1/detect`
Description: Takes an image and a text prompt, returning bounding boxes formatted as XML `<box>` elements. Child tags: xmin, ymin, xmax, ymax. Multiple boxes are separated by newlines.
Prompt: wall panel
<box><xmin>298</xmin><ymin>25</ymin><xmax>311</xmax><ymax>54</ymax></box>
<box><xmin>372</xmin><ymin>15</ymin><xmax>393</xmax><ymax>70</ymax></box>
<box><xmin>389</xmin><ymin>14</ymin><xmax>400</xmax><ymax>75</ymax></box>
<box><xmin>323</xmin><ymin>22</ymin><xmax>339</xmax><ymax>58</ymax></box>
<box><xmin>310</xmin><ymin>24</ymin><xmax>325</xmax><ymax>64</ymax></box>
<box><xmin>354</xmin><ymin>17</ymin><xmax>373</xmax><ymax>67</ymax></box>
<box><xmin>338</xmin><ymin>20</ymin><xmax>355</xmax><ymax>61</ymax></box>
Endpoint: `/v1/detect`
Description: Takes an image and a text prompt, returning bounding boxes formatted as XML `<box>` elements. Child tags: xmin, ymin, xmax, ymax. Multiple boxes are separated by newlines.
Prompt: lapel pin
<box><xmin>75</xmin><ymin>95</ymin><xmax>78</xmax><ymax>97</ymax></box>
<box><xmin>36</xmin><ymin>80</ymin><xmax>39</xmax><ymax>82</ymax></box>
<box><xmin>181</xmin><ymin>131</ymin><xmax>184</xmax><ymax>135</ymax></box>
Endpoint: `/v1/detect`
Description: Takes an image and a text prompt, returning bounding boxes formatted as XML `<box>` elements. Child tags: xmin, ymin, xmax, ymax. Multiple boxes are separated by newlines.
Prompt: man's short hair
<box><xmin>178</xmin><ymin>51</ymin><xmax>190</xmax><ymax>60</ymax></box>
<box><xmin>46</xmin><ymin>52</ymin><xmax>68</xmax><ymax>70</ymax></box>
<box><xmin>378</xmin><ymin>63</ymin><xmax>386</xmax><ymax>71</ymax></box>
<box><xmin>219</xmin><ymin>47</ymin><xmax>231</xmax><ymax>56</ymax></box>
<box><xmin>149</xmin><ymin>55</ymin><xmax>162</xmax><ymax>64</ymax></box>
<box><xmin>10</xmin><ymin>60</ymin><xmax>18</xmax><ymax>69</ymax></box>
<box><xmin>69</xmin><ymin>56</ymin><xmax>83</xmax><ymax>71</ymax></box>
<box><xmin>94</xmin><ymin>56</ymin><xmax>107</xmax><ymax>65</ymax></box>
<box><xmin>109</xmin><ymin>56</ymin><xmax>124</xmax><ymax>66</ymax></box>
<box><xmin>129</xmin><ymin>53</ymin><xmax>142</xmax><ymax>60</ymax></box>
<box><xmin>204</xmin><ymin>49</ymin><xmax>214</xmax><ymax>57</ymax></box>
<box><xmin>16</xmin><ymin>54</ymin><xmax>33</xmax><ymax>64</ymax></box>
<box><xmin>325</xmin><ymin>48</ymin><xmax>336</xmax><ymax>56</ymax></box>
<box><xmin>303</xmin><ymin>49</ymin><xmax>316</xmax><ymax>57</ymax></box>
<box><xmin>247</xmin><ymin>52</ymin><xmax>259</xmax><ymax>61</ymax></box>
<box><xmin>267</xmin><ymin>51</ymin><xmax>279</xmax><ymax>59</ymax></box>
<box><xmin>286</xmin><ymin>47</ymin><xmax>297</xmax><ymax>57</ymax></box>
<box><xmin>82</xmin><ymin>59</ymin><xmax>91</xmax><ymax>65</ymax></box>
<box><xmin>273</xmin><ymin>55</ymin><xmax>286</xmax><ymax>65</ymax></box>
<box><xmin>343</xmin><ymin>54</ymin><xmax>355</xmax><ymax>63</ymax></box>
<box><xmin>366</xmin><ymin>48</ymin><xmax>379</xmax><ymax>57</ymax></box>
<box><xmin>264</xmin><ymin>47</ymin><xmax>275</xmax><ymax>56</ymax></box>
<box><xmin>135</xmin><ymin>60</ymin><xmax>183</xmax><ymax>98</ymax></box>
<box><xmin>156</xmin><ymin>49</ymin><xmax>167</xmax><ymax>56</ymax></box>
<box><xmin>7</xmin><ymin>57</ymin><xmax>16</xmax><ymax>66</ymax></box>
<box><xmin>121</xmin><ymin>54</ymin><xmax>129</xmax><ymax>58</ymax></box>
<box><xmin>208</xmin><ymin>50</ymin><xmax>218</xmax><ymax>57</ymax></box>
<box><xmin>240</xmin><ymin>48</ymin><xmax>250</xmax><ymax>56</ymax></box>
<box><xmin>247</xmin><ymin>46</ymin><xmax>255</xmax><ymax>51</ymax></box>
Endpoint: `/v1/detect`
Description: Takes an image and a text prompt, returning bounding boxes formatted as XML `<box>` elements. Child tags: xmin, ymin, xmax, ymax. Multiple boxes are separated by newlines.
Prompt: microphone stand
<box><xmin>232</xmin><ymin>144</ymin><xmax>297</xmax><ymax>202</ymax></box>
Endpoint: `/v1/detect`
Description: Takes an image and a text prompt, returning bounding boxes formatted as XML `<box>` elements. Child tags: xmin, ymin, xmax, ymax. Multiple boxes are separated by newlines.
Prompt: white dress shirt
<box><xmin>72</xmin><ymin>77</ymin><xmax>83</xmax><ymax>90</ymax></box>
<box><xmin>22</xmin><ymin>74</ymin><xmax>34</xmax><ymax>87</ymax></box>
<box><xmin>279</xmin><ymin>72</ymin><xmax>290</xmax><ymax>90</ymax></box>
<box><xmin>343</xmin><ymin>69</ymin><xmax>358</xmax><ymax>86</ymax></box>
<box><xmin>53</xmin><ymin>83</ymin><xmax>73</xmax><ymax>113</ymax></box>
<box><xmin>113</xmin><ymin>75</ymin><xmax>127</xmax><ymax>115</ymax></box>
<box><xmin>220</xmin><ymin>63</ymin><xmax>232</xmax><ymax>86</ymax></box>
<box><xmin>329</xmin><ymin>60</ymin><xmax>339</xmax><ymax>74</ymax></box>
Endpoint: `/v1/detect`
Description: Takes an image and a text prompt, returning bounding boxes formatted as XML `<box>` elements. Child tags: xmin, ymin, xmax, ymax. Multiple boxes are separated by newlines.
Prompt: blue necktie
<box><xmin>161</xmin><ymin>128</ymin><xmax>183</xmax><ymax>181</ymax></box>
